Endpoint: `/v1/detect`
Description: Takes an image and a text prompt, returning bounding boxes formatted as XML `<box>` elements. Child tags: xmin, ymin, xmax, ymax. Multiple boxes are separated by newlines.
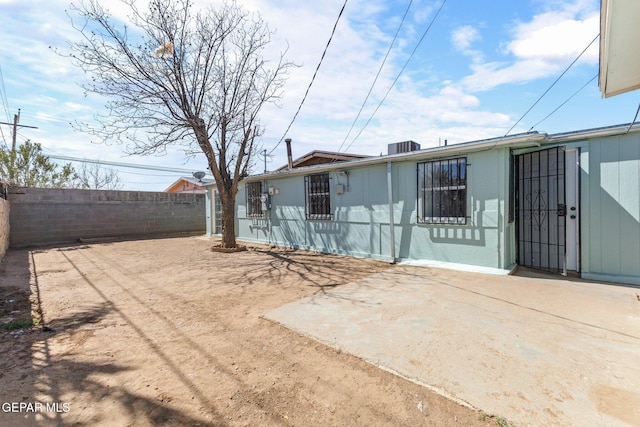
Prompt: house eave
<box><xmin>549</xmin><ymin>122</ymin><xmax>640</xmax><ymax>143</ymax></box>
<box><xmin>599</xmin><ymin>0</ymin><xmax>640</xmax><ymax>98</ymax></box>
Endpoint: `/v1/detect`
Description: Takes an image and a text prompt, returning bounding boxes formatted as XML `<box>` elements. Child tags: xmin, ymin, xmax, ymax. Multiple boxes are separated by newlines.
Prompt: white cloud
<box><xmin>452</xmin><ymin>25</ymin><xmax>480</xmax><ymax>52</ymax></box>
<box><xmin>460</xmin><ymin>1</ymin><xmax>599</xmax><ymax>92</ymax></box>
<box><xmin>0</xmin><ymin>0</ymin><xmax>607</xmax><ymax>188</ymax></box>
<box><xmin>506</xmin><ymin>13</ymin><xmax>598</xmax><ymax>62</ymax></box>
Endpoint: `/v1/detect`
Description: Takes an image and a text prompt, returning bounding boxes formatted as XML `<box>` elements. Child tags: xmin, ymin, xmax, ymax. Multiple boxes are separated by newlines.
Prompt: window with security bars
<box><xmin>305</xmin><ymin>173</ymin><xmax>332</xmax><ymax>220</ymax></box>
<box><xmin>417</xmin><ymin>157</ymin><xmax>467</xmax><ymax>224</ymax></box>
<box><xmin>246</xmin><ymin>181</ymin><xmax>263</xmax><ymax>217</ymax></box>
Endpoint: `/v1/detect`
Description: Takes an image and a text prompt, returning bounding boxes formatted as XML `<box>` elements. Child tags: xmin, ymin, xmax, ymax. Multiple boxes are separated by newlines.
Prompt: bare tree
<box><xmin>75</xmin><ymin>163</ymin><xmax>123</xmax><ymax>190</ymax></box>
<box><xmin>65</xmin><ymin>0</ymin><xmax>291</xmax><ymax>247</ymax></box>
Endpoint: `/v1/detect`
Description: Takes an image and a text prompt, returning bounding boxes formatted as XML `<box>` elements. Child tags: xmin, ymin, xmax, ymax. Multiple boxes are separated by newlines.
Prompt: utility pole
<box><xmin>263</xmin><ymin>149</ymin><xmax>267</xmax><ymax>173</ymax></box>
<box><xmin>0</xmin><ymin>108</ymin><xmax>38</xmax><ymax>152</ymax></box>
<box><xmin>0</xmin><ymin>109</ymin><xmax>38</xmax><ymax>185</ymax></box>
<box><xmin>12</xmin><ymin>110</ymin><xmax>19</xmax><ymax>151</ymax></box>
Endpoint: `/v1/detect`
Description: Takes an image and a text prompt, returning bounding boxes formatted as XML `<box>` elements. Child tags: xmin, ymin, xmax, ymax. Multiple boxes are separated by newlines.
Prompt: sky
<box><xmin>1</xmin><ymin>0</ymin><xmax>638</xmax><ymax>191</ymax></box>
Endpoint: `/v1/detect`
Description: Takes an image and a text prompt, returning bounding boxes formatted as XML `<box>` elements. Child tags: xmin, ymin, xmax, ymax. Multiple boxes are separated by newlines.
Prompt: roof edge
<box><xmin>247</xmin><ymin>132</ymin><xmax>547</xmax><ymax>181</ymax></box>
<box><xmin>549</xmin><ymin>122</ymin><xmax>640</xmax><ymax>142</ymax></box>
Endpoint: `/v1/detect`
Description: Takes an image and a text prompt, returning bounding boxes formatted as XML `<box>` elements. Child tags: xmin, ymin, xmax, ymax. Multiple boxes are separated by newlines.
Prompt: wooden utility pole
<box><xmin>12</xmin><ymin>110</ymin><xmax>19</xmax><ymax>151</ymax></box>
<box><xmin>0</xmin><ymin>108</ymin><xmax>38</xmax><ymax>151</ymax></box>
<box><xmin>0</xmin><ymin>109</ymin><xmax>38</xmax><ymax>185</ymax></box>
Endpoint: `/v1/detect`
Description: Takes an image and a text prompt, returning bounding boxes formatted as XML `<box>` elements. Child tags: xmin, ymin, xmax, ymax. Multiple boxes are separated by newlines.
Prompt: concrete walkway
<box><xmin>265</xmin><ymin>266</ymin><xmax>640</xmax><ymax>427</ymax></box>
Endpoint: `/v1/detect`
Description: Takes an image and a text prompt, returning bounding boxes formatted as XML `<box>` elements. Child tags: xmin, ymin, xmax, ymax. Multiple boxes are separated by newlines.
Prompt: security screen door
<box><xmin>516</xmin><ymin>147</ymin><xmax>566</xmax><ymax>272</ymax></box>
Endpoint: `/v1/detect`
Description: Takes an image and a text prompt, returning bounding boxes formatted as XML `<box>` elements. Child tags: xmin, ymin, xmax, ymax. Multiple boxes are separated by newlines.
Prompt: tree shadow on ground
<box><xmin>228</xmin><ymin>245</ymin><xmax>387</xmax><ymax>288</ymax></box>
<box><xmin>237</xmin><ymin>246</ymin><xmax>390</xmax><ymax>305</ymax></box>
<box><xmin>0</xmin><ymin>248</ymin><xmax>224</xmax><ymax>427</ymax></box>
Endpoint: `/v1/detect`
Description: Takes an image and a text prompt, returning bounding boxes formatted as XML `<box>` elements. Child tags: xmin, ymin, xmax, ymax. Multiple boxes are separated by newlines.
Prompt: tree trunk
<box><xmin>220</xmin><ymin>191</ymin><xmax>237</xmax><ymax>248</ymax></box>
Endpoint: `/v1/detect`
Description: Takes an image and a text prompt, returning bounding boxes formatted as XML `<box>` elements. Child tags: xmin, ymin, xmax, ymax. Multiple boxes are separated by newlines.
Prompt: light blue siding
<box><xmin>226</xmin><ymin>130</ymin><xmax>640</xmax><ymax>284</ymax></box>
<box><xmin>237</xmin><ymin>149</ymin><xmax>513</xmax><ymax>270</ymax></box>
<box><xmin>581</xmin><ymin>134</ymin><xmax>640</xmax><ymax>284</ymax></box>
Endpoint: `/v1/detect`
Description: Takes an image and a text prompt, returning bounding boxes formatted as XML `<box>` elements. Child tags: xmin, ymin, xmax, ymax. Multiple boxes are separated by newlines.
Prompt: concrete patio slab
<box><xmin>265</xmin><ymin>266</ymin><xmax>640</xmax><ymax>426</ymax></box>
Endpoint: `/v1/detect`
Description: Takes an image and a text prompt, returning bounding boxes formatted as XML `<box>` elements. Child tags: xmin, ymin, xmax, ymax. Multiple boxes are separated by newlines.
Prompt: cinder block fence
<box><xmin>0</xmin><ymin>195</ymin><xmax>9</xmax><ymax>258</ymax></box>
<box><xmin>8</xmin><ymin>187</ymin><xmax>205</xmax><ymax>248</ymax></box>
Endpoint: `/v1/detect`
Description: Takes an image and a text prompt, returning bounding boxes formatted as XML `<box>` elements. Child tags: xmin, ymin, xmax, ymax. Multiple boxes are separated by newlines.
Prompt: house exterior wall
<box><xmin>233</xmin><ymin>129</ymin><xmax>640</xmax><ymax>285</ymax></box>
<box><xmin>578</xmin><ymin>133</ymin><xmax>640</xmax><ymax>285</ymax></box>
<box><xmin>237</xmin><ymin>148</ymin><xmax>513</xmax><ymax>270</ymax></box>
<box><xmin>9</xmin><ymin>187</ymin><xmax>205</xmax><ymax>247</ymax></box>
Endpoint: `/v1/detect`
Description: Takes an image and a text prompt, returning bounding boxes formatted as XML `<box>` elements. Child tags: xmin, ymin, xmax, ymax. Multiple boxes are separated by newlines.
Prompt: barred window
<box><xmin>246</xmin><ymin>181</ymin><xmax>263</xmax><ymax>217</ymax></box>
<box><xmin>305</xmin><ymin>173</ymin><xmax>332</xmax><ymax>220</ymax></box>
<box><xmin>417</xmin><ymin>157</ymin><xmax>467</xmax><ymax>224</ymax></box>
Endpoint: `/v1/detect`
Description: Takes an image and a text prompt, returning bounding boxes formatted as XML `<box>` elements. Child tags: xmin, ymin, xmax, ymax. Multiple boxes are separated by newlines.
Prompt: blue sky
<box><xmin>1</xmin><ymin>0</ymin><xmax>638</xmax><ymax>190</ymax></box>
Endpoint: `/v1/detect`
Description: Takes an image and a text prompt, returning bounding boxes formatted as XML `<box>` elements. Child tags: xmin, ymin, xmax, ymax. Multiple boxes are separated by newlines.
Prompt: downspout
<box><xmin>387</xmin><ymin>161</ymin><xmax>396</xmax><ymax>263</ymax></box>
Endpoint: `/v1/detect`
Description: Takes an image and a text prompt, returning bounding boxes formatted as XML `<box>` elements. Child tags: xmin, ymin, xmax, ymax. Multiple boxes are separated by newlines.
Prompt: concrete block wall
<box><xmin>9</xmin><ymin>187</ymin><xmax>205</xmax><ymax>247</ymax></box>
<box><xmin>0</xmin><ymin>197</ymin><xmax>9</xmax><ymax>258</ymax></box>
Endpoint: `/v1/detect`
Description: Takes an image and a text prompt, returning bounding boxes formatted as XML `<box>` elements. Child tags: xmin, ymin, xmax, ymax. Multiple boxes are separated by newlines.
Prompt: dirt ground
<box><xmin>0</xmin><ymin>236</ymin><xmax>499</xmax><ymax>426</ymax></box>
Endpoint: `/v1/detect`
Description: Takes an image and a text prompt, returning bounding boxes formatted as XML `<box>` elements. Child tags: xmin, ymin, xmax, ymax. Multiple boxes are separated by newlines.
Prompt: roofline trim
<box><xmin>549</xmin><ymin>122</ymin><xmax>640</xmax><ymax>142</ymax></box>
<box><xmin>246</xmin><ymin>132</ymin><xmax>547</xmax><ymax>181</ymax></box>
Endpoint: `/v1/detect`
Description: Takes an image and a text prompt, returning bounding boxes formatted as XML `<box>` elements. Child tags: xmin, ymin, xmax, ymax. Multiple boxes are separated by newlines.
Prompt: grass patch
<box><xmin>2</xmin><ymin>318</ymin><xmax>35</xmax><ymax>330</ymax></box>
<box><xmin>478</xmin><ymin>412</ymin><xmax>514</xmax><ymax>427</ymax></box>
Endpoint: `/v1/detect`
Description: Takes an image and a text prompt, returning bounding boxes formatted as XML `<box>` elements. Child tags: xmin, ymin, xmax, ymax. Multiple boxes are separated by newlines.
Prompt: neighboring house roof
<box><xmin>246</xmin><ymin>123</ymin><xmax>640</xmax><ymax>182</ymax></box>
<box><xmin>164</xmin><ymin>176</ymin><xmax>215</xmax><ymax>193</ymax></box>
<box><xmin>599</xmin><ymin>0</ymin><xmax>640</xmax><ymax>97</ymax></box>
<box><xmin>276</xmin><ymin>150</ymin><xmax>370</xmax><ymax>171</ymax></box>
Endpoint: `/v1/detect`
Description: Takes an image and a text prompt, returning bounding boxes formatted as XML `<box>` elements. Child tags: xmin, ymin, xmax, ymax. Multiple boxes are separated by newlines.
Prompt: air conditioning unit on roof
<box><xmin>388</xmin><ymin>140</ymin><xmax>420</xmax><ymax>155</ymax></box>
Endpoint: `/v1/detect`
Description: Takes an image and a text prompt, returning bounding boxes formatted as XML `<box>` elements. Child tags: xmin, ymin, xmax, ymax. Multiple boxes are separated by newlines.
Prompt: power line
<box><xmin>45</xmin><ymin>154</ymin><xmax>209</xmax><ymax>174</ymax></box>
<box><xmin>626</xmin><ymin>101</ymin><xmax>640</xmax><ymax>134</ymax></box>
<box><xmin>0</xmin><ymin>66</ymin><xmax>10</xmax><ymax>150</ymax></box>
<box><xmin>336</xmin><ymin>0</ymin><xmax>414</xmax><ymax>154</ymax></box>
<box><xmin>0</xmin><ymin>109</ymin><xmax>38</xmax><ymax>151</ymax></box>
<box><xmin>528</xmin><ymin>73</ymin><xmax>598</xmax><ymax>132</ymax></box>
<box><xmin>268</xmin><ymin>0</ymin><xmax>349</xmax><ymax>155</ymax></box>
<box><xmin>0</xmin><ymin>65</ymin><xmax>10</xmax><ymax>122</ymax></box>
<box><xmin>64</xmin><ymin>161</ymin><xmax>183</xmax><ymax>177</ymax></box>
<box><xmin>0</xmin><ymin>123</ymin><xmax>7</xmax><ymax>151</ymax></box>
<box><xmin>100</xmin><ymin>169</ymin><xmax>182</xmax><ymax>177</ymax></box>
<box><xmin>342</xmin><ymin>0</ymin><xmax>448</xmax><ymax>153</ymax></box>
<box><xmin>505</xmin><ymin>34</ymin><xmax>599</xmax><ymax>137</ymax></box>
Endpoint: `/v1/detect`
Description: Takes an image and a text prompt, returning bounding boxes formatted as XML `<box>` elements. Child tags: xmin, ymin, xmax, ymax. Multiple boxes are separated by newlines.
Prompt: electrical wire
<box><xmin>528</xmin><ymin>73</ymin><xmax>598</xmax><ymax>131</ymax></box>
<box><xmin>342</xmin><ymin>0</ymin><xmax>447</xmax><ymax>153</ymax></box>
<box><xmin>625</xmin><ymin>101</ymin><xmax>640</xmax><ymax>134</ymax></box>
<box><xmin>106</xmin><ymin>169</ymin><xmax>184</xmax><ymax>177</ymax></box>
<box><xmin>36</xmin><ymin>141</ymin><xmax>206</xmax><ymax>175</ymax></box>
<box><xmin>268</xmin><ymin>0</ymin><xmax>348</xmax><ymax>155</ymax></box>
<box><xmin>0</xmin><ymin>124</ymin><xmax>8</xmax><ymax>151</ymax></box>
<box><xmin>0</xmin><ymin>65</ymin><xmax>10</xmax><ymax>122</ymax></box>
<box><xmin>46</xmin><ymin>153</ymin><xmax>207</xmax><ymax>174</ymax></box>
<box><xmin>505</xmin><ymin>34</ymin><xmax>599</xmax><ymax>137</ymax></box>
<box><xmin>64</xmin><ymin>160</ymin><xmax>183</xmax><ymax>177</ymax></box>
<box><xmin>335</xmin><ymin>0</ymin><xmax>413</xmax><ymax>154</ymax></box>
<box><xmin>0</xmin><ymin>65</ymin><xmax>10</xmax><ymax>150</ymax></box>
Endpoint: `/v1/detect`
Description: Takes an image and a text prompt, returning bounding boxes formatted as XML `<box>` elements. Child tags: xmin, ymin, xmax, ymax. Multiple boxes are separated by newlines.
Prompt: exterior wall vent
<box><xmin>388</xmin><ymin>140</ymin><xmax>421</xmax><ymax>155</ymax></box>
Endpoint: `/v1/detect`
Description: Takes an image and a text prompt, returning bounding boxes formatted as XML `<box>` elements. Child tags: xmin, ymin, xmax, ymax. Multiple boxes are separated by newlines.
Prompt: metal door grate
<box><xmin>516</xmin><ymin>147</ymin><xmax>566</xmax><ymax>272</ymax></box>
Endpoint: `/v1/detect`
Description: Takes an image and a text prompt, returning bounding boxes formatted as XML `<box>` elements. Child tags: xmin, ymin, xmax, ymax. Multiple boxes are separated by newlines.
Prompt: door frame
<box><xmin>515</xmin><ymin>146</ymin><xmax>578</xmax><ymax>274</ymax></box>
<box><xmin>565</xmin><ymin>148</ymin><xmax>580</xmax><ymax>272</ymax></box>
<box><xmin>212</xmin><ymin>189</ymin><xmax>223</xmax><ymax>235</ymax></box>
